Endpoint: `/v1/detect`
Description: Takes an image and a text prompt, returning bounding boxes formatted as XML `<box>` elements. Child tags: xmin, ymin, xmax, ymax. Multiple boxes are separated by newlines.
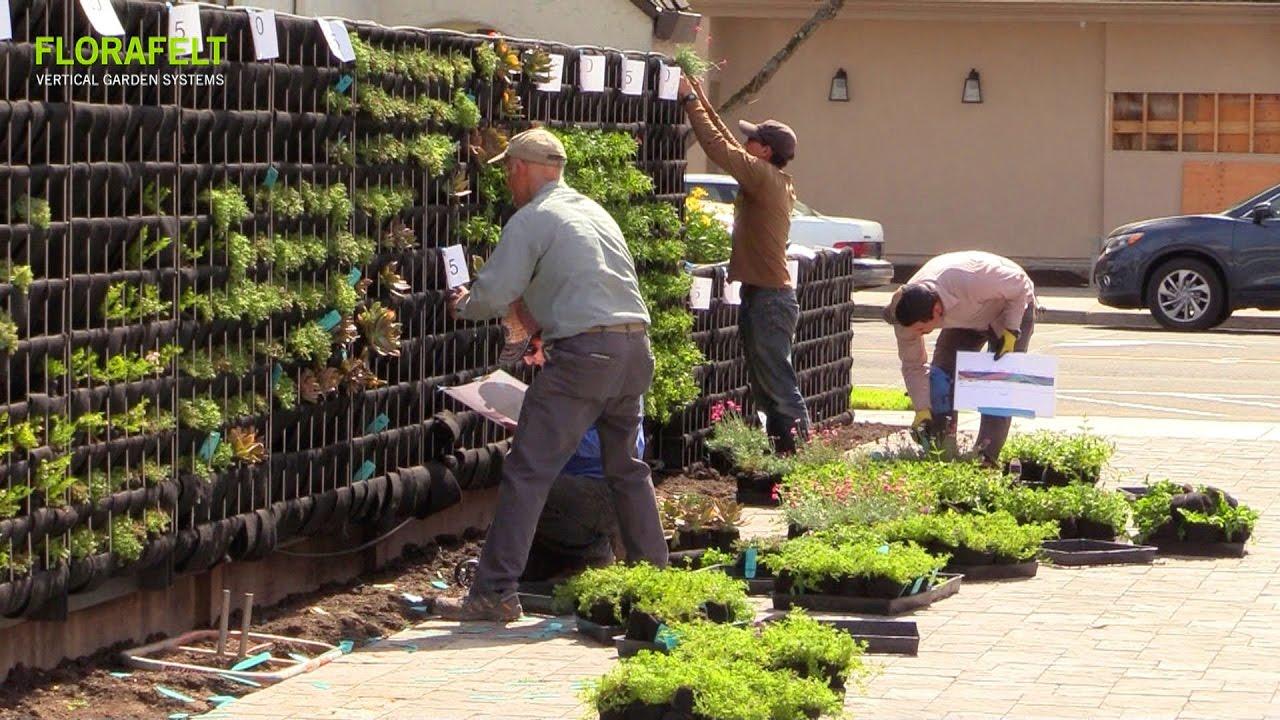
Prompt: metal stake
<box><xmin>237</xmin><ymin>593</ymin><xmax>255</xmax><ymax>660</ymax></box>
<box><xmin>215</xmin><ymin>589</ymin><xmax>231</xmax><ymax>657</ymax></box>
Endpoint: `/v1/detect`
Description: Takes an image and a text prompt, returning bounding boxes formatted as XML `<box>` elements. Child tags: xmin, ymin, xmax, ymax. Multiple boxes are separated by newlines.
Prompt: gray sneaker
<box><xmin>435</xmin><ymin>592</ymin><xmax>523</xmax><ymax>622</ymax></box>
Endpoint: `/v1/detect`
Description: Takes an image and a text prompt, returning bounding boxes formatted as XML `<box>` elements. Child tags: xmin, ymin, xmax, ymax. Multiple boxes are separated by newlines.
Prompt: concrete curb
<box><xmin>852</xmin><ymin>303</ymin><xmax>1280</xmax><ymax>331</ymax></box>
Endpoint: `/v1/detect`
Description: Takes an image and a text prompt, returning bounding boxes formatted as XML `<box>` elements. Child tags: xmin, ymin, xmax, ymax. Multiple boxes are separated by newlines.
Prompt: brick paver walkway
<box><xmin>201</xmin><ymin>421</ymin><xmax>1280</xmax><ymax>720</ymax></box>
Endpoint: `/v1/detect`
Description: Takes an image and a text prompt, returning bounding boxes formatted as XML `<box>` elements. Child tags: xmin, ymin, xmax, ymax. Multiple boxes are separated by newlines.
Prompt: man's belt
<box><xmin>585</xmin><ymin>322</ymin><xmax>647</xmax><ymax>333</ymax></box>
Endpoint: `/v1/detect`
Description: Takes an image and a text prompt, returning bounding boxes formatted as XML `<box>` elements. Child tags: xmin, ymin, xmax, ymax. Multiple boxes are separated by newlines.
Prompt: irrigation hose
<box><xmin>275</xmin><ymin>518</ymin><xmax>413</xmax><ymax>559</ymax></box>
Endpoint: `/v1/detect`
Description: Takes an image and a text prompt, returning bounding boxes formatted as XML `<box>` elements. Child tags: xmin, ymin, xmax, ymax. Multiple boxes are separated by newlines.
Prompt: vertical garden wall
<box><xmin>0</xmin><ymin>0</ymin><xmax>855</xmax><ymax>629</ymax></box>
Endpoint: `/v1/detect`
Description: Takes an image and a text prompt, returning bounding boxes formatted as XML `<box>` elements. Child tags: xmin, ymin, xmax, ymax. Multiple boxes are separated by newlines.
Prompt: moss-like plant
<box><xmin>274</xmin><ymin>375</ymin><xmax>298</xmax><ymax>410</ymax></box>
<box><xmin>473</xmin><ymin>41</ymin><xmax>499</xmax><ymax>78</ymax></box>
<box><xmin>288</xmin><ymin>321</ymin><xmax>334</xmax><ymax>363</ymax></box>
<box><xmin>354</xmin><ymin>187</ymin><xmax>416</xmax><ymax>223</ymax></box>
<box><xmin>204</xmin><ymin>184</ymin><xmax>251</xmax><ymax>237</ymax></box>
<box><xmin>0</xmin><ymin>311</ymin><xmax>18</xmax><ymax>353</ymax></box>
<box><xmin>451</xmin><ymin>89</ymin><xmax>480</xmax><ymax>130</ymax></box>
<box><xmin>330</xmin><ymin>231</ymin><xmax>376</xmax><ymax>266</ymax></box>
<box><xmin>179</xmin><ymin>397</ymin><xmax>223</xmax><ymax>433</ymax></box>
<box><xmin>15</xmin><ymin>194</ymin><xmax>51</xmax><ymax>228</ymax></box>
<box><xmin>143</xmin><ymin>509</ymin><xmax>171</xmax><ymax>536</ymax></box>
<box><xmin>1001</xmin><ymin>429</ymin><xmax>1114</xmax><ymax>482</ymax></box>
<box><xmin>1</xmin><ymin>262</ymin><xmax>34</xmax><ymax>295</ymax></box>
<box><xmin>109</xmin><ymin>516</ymin><xmax>145</xmax><ymax>564</ymax></box>
<box><xmin>875</xmin><ymin>511</ymin><xmax>1058</xmax><ymax>562</ymax></box>
<box><xmin>68</xmin><ymin>526</ymin><xmax>100</xmax><ymax>560</ymax></box>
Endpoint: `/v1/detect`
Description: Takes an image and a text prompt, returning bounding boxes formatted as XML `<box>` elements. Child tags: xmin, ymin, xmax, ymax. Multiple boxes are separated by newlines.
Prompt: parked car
<box><xmin>1093</xmin><ymin>183</ymin><xmax>1280</xmax><ymax>330</ymax></box>
<box><xmin>684</xmin><ymin>173</ymin><xmax>894</xmax><ymax>289</ymax></box>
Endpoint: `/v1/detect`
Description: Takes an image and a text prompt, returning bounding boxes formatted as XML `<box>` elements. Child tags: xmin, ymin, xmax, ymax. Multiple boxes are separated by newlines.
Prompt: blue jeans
<box><xmin>740</xmin><ymin>285</ymin><xmax>810</xmax><ymax>449</ymax></box>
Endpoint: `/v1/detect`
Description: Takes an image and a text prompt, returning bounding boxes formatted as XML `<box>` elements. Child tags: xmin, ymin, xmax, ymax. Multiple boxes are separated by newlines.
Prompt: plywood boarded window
<box><xmin>1111</xmin><ymin>92</ymin><xmax>1280</xmax><ymax>154</ymax></box>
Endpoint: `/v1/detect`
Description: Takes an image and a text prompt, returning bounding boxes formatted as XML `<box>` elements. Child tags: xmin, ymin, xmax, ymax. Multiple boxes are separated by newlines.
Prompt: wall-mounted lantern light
<box><xmin>829</xmin><ymin>68</ymin><xmax>850</xmax><ymax>102</ymax></box>
<box><xmin>962</xmin><ymin>68</ymin><xmax>983</xmax><ymax>104</ymax></box>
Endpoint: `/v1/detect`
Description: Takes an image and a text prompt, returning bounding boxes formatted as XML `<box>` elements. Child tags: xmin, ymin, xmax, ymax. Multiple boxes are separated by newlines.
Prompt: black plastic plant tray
<box><xmin>735</xmin><ymin>488</ymin><xmax>779</xmax><ymax>507</ymax></box>
<box><xmin>1041</xmin><ymin>539</ymin><xmax>1158</xmax><ymax>566</ymax></box>
<box><xmin>1153</xmin><ymin>539</ymin><xmax>1246</xmax><ymax>558</ymax></box>
<box><xmin>762</xmin><ymin>612</ymin><xmax>919</xmax><ymax>656</ymax></box>
<box><xmin>743</xmin><ymin>577</ymin><xmax>774</xmax><ymax>596</ymax></box>
<box><xmin>946</xmin><ymin>560</ymin><xmax>1038</xmax><ymax>581</ymax></box>
<box><xmin>772</xmin><ymin>574</ymin><xmax>962</xmax><ymax>616</ymax></box>
<box><xmin>615</xmin><ymin>638</ymin><xmax>666</xmax><ymax>658</ymax></box>
<box><xmin>576</xmin><ymin>616</ymin><xmax>625</xmax><ymax>644</ymax></box>
<box><xmin>517</xmin><ymin>593</ymin><xmax>556</xmax><ymax>616</ymax></box>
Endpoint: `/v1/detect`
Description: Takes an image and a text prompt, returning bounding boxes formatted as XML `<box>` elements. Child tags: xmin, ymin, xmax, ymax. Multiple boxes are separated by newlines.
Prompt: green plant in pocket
<box><xmin>330</xmin><ymin>281</ymin><xmax>359</xmax><ymax>316</ymax></box>
<box><xmin>116</xmin><ymin>398</ymin><xmax>175</xmax><ymax>435</ymax></box>
<box><xmin>477</xmin><ymin>163</ymin><xmax>510</xmax><ymax>205</ymax></box>
<box><xmin>330</xmin><ymin>231</ymin><xmax>376</xmax><ymax>266</ymax></box>
<box><xmin>358</xmin><ymin>302</ymin><xmax>403</xmax><ymax>356</ymax></box>
<box><xmin>274</xmin><ymin>375</ymin><xmax>297</xmax><ymax>410</ymax></box>
<box><xmin>75</xmin><ymin>412</ymin><xmax>106</xmax><ymax>442</ymax></box>
<box><xmin>473</xmin><ymin>41</ymin><xmax>499</xmax><ymax>78</ymax></box>
<box><xmin>355</xmin><ymin>187</ymin><xmax>416</xmax><ymax>223</ymax></box>
<box><xmin>328</xmin><ymin>138</ymin><xmax>355</xmax><ymax>165</ymax></box>
<box><xmin>141</xmin><ymin>180</ymin><xmax>171</xmax><ymax>214</ymax></box>
<box><xmin>1</xmin><ymin>262</ymin><xmax>34</xmax><ymax>295</ymax></box>
<box><xmin>457</xmin><ymin>216</ymin><xmax>501</xmax><ymax>246</ymax></box>
<box><xmin>102</xmin><ymin>283</ymin><xmax>169</xmax><ymax>321</ymax></box>
<box><xmin>645</xmin><ymin>336</ymin><xmax>702</xmax><ymax>423</ymax></box>
<box><xmin>179</xmin><ymin>288</ymin><xmax>213</xmax><ymax>322</ymax></box>
<box><xmin>0</xmin><ymin>484</ymin><xmax>34</xmax><ymax>519</ymax></box>
<box><xmin>288</xmin><ymin>321</ymin><xmax>333</xmax><ymax>363</ymax></box>
<box><xmin>271</xmin><ymin>232</ymin><xmax>328</xmax><ymax>272</ymax></box>
<box><xmin>0</xmin><ymin>312</ymin><xmax>18</xmax><ymax>353</ymax></box>
<box><xmin>109</xmin><ymin>516</ymin><xmax>145</xmax><ymax>564</ymax></box>
<box><xmin>1</xmin><ymin>548</ymin><xmax>34</xmax><ymax>576</ymax></box>
<box><xmin>214</xmin><ymin>280</ymin><xmax>290</xmax><ymax>324</ymax></box>
<box><xmin>179</xmin><ymin>398</ymin><xmax>223</xmax><ymax>433</ymax></box>
<box><xmin>126</xmin><ymin>227</ymin><xmax>173</xmax><ymax>266</ymax></box>
<box><xmin>36</xmin><ymin>454</ymin><xmax>74</xmax><ymax>505</ymax></box>
<box><xmin>15</xmin><ymin>194</ymin><xmax>51</xmax><ymax>228</ymax></box>
<box><xmin>450</xmin><ymin>89</ymin><xmax>480</xmax><ymax>130</ymax></box>
<box><xmin>224</xmin><ymin>393</ymin><xmax>269</xmax><ymax>421</ymax></box>
<box><xmin>620</xmin><ymin>204</ymin><xmax>685</xmax><ymax>265</ymax></box>
<box><xmin>45</xmin><ymin>356</ymin><xmax>66</xmax><ymax>380</ymax></box>
<box><xmin>0</xmin><ymin>415</ymin><xmax>41</xmax><ymax>454</ymax></box>
<box><xmin>204</xmin><ymin>184</ymin><xmax>251</xmax><ymax>236</ymax></box>
<box><xmin>927</xmin><ymin>461</ymin><xmax>1012</xmax><ymax>513</ymax></box>
<box><xmin>47</xmin><ymin>415</ymin><xmax>76</xmax><ymax>448</ymax></box>
<box><xmin>228</xmin><ymin>426</ymin><xmax>264</xmax><ymax>465</ymax></box>
<box><xmin>640</xmin><ymin>272</ymin><xmax>694</xmax><ymax>307</ymax></box>
<box><xmin>69</xmin><ymin>526</ymin><xmax>100</xmax><ymax>559</ymax></box>
<box><xmin>142</xmin><ymin>509</ymin><xmax>170</xmax><ymax>537</ymax></box>
<box><xmin>405</xmin><ymin>133</ymin><xmax>458</xmax><ymax>176</ymax></box>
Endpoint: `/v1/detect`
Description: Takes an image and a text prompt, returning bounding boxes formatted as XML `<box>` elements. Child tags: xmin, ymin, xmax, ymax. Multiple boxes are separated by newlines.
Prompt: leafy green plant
<box><xmin>0</xmin><ymin>483</ymin><xmax>33</xmax><ymax>519</ymax></box>
<box><xmin>473</xmin><ymin>42</ymin><xmax>499</xmax><ymax>78</ymax></box>
<box><xmin>330</xmin><ymin>231</ymin><xmax>376</xmax><ymax>266</ymax></box>
<box><xmin>405</xmin><ymin>133</ymin><xmax>458</xmax><ymax>176</ymax></box>
<box><xmin>1001</xmin><ymin>429</ymin><xmax>1114</xmax><ymax>482</ymax></box>
<box><xmin>115</xmin><ymin>398</ymin><xmax>176</xmax><ymax>435</ymax></box>
<box><xmin>451</xmin><ymin>89</ymin><xmax>480</xmax><ymax>130</ymax></box>
<box><xmin>102</xmin><ymin>283</ymin><xmax>169</xmax><ymax>322</ymax></box>
<box><xmin>15</xmin><ymin>194</ymin><xmax>51</xmax><ymax>228</ymax></box>
<box><xmin>1</xmin><ymin>548</ymin><xmax>33</xmax><ymax>576</ymax></box>
<box><xmin>354</xmin><ymin>187</ymin><xmax>416</xmax><ymax>223</ymax></box>
<box><xmin>288</xmin><ymin>321</ymin><xmax>333</xmax><ymax>363</ymax></box>
<box><xmin>69</xmin><ymin>526</ymin><xmax>100</xmax><ymax>559</ymax></box>
<box><xmin>0</xmin><ymin>312</ymin><xmax>18</xmax><ymax>353</ymax></box>
<box><xmin>759</xmin><ymin>609</ymin><xmax>864</xmax><ymax>684</ymax></box>
<box><xmin>126</xmin><ymin>227</ymin><xmax>173</xmax><ymax>266</ymax></box>
<box><xmin>204</xmin><ymin>184</ymin><xmax>251</xmax><ymax>237</ymax></box>
<box><xmin>674</xmin><ymin>46</ymin><xmax>714</xmax><ymax>77</ymax></box>
<box><xmin>997</xmin><ymin>484</ymin><xmax>1130</xmax><ymax>534</ymax></box>
<box><xmin>1</xmin><ymin>262</ymin><xmax>34</xmax><ymax>295</ymax></box>
<box><xmin>224</xmin><ymin>393</ymin><xmax>269</xmax><ymax>421</ymax></box>
<box><xmin>141</xmin><ymin>180</ymin><xmax>171</xmax><ymax>215</ymax></box>
<box><xmin>179</xmin><ymin>398</ymin><xmax>223</xmax><ymax>433</ymax></box>
<box><xmin>875</xmin><ymin>511</ymin><xmax>1057</xmax><ymax>562</ymax></box>
<box><xmin>109</xmin><ymin>516</ymin><xmax>145</xmax><ymax>564</ymax></box>
<box><xmin>274</xmin><ymin>375</ymin><xmax>298</xmax><ymax>410</ymax></box>
<box><xmin>1180</xmin><ymin>494</ymin><xmax>1258</xmax><ymax>542</ymax></box>
<box><xmin>779</xmin><ymin>460</ymin><xmax>922</xmax><ymax>533</ymax></box>
<box><xmin>646</xmin><ymin>337</ymin><xmax>702</xmax><ymax>423</ymax></box>
<box><xmin>143</xmin><ymin>509</ymin><xmax>171</xmax><ymax>536</ymax></box>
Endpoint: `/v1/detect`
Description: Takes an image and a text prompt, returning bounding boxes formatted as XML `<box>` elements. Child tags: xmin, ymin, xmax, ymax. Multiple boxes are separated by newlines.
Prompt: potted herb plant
<box><xmin>1000</xmin><ymin>430</ymin><xmax>1114</xmax><ymax>486</ymax></box>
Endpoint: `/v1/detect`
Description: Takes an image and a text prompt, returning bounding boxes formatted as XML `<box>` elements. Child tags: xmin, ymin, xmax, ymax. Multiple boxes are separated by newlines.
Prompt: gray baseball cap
<box><xmin>488</xmin><ymin>127</ymin><xmax>567</xmax><ymax>165</ymax></box>
<box><xmin>738</xmin><ymin>119</ymin><xmax>797</xmax><ymax>161</ymax></box>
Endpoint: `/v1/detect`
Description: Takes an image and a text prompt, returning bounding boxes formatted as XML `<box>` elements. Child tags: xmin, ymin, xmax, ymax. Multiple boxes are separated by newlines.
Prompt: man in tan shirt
<box><xmin>679</xmin><ymin>75</ymin><xmax>809</xmax><ymax>451</ymax></box>
<box><xmin>884</xmin><ymin>251</ymin><xmax>1037</xmax><ymax>464</ymax></box>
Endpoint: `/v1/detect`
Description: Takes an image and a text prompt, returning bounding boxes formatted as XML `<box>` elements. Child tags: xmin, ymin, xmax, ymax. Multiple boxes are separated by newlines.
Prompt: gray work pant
<box><xmin>929</xmin><ymin>306</ymin><xmax>1036</xmax><ymax>463</ymax></box>
<box><xmin>472</xmin><ymin>330</ymin><xmax>668</xmax><ymax>597</ymax></box>
<box><xmin>740</xmin><ymin>285</ymin><xmax>810</xmax><ymax>447</ymax></box>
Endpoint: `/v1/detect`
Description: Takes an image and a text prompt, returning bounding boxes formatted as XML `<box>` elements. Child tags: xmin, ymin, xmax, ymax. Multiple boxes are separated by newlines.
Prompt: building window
<box><xmin>1111</xmin><ymin>92</ymin><xmax>1280</xmax><ymax>154</ymax></box>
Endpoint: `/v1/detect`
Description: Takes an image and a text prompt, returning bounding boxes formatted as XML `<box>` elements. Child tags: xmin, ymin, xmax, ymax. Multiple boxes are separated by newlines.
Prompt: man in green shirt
<box><xmin>438</xmin><ymin>128</ymin><xmax>669</xmax><ymax>622</ymax></box>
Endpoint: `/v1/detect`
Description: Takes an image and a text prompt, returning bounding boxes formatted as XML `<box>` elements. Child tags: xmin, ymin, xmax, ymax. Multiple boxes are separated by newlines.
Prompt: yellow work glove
<box><xmin>912</xmin><ymin>409</ymin><xmax>932</xmax><ymax>431</ymax></box>
<box><xmin>993</xmin><ymin>329</ymin><xmax>1019</xmax><ymax>361</ymax></box>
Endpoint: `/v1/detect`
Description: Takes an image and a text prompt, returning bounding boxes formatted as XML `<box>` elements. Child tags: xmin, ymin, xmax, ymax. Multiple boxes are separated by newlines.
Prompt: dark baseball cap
<box><xmin>738</xmin><ymin>119</ymin><xmax>797</xmax><ymax>161</ymax></box>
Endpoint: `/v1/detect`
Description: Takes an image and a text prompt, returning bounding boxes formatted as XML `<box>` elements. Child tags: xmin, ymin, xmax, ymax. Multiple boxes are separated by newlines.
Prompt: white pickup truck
<box><xmin>685</xmin><ymin>173</ymin><xmax>894</xmax><ymax>289</ymax></box>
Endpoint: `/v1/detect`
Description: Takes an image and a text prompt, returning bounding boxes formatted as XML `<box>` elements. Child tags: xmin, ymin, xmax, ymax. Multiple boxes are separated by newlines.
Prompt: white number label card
<box><xmin>442</xmin><ymin>245</ymin><xmax>471</xmax><ymax>289</ymax></box>
<box><xmin>0</xmin><ymin>0</ymin><xmax>12</xmax><ymax>42</ymax></box>
<box><xmin>168</xmin><ymin>3</ymin><xmax>203</xmax><ymax>58</ymax></box>
<box><xmin>658</xmin><ymin>64</ymin><xmax>681</xmax><ymax>100</ymax></box>
<box><xmin>621</xmin><ymin>58</ymin><xmax>646</xmax><ymax>96</ymax></box>
<box><xmin>578</xmin><ymin>53</ymin><xmax>605</xmax><ymax>93</ymax></box>
<box><xmin>537</xmin><ymin>53</ymin><xmax>565</xmax><ymax>92</ymax></box>
<box><xmin>320</xmin><ymin>18</ymin><xmax>355</xmax><ymax>63</ymax></box>
<box><xmin>723</xmin><ymin>280</ymin><xmax>742</xmax><ymax>306</ymax></box>
<box><xmin>689</xmin><ymin>276</ymin><xmax>712</xmax><ymax>310</ymax></box>
<box><xmin>246</xmin><ymin>8</ymin><xmax>279</xmax><ymax>61</ymax></box>
<box><xmin>787</xmin><ymin>259</ymin><xmax>800</xmax><ymax>286</ymax></box>
<box><xmin>79</xmin><ymin>0</ymin><xmax>124</xmax><ymax>37</ymax></box>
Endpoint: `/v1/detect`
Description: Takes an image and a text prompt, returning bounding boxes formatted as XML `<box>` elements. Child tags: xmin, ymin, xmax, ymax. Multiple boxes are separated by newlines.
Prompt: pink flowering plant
<box><xmin>704</xmin><ymin>401</ymin><xmax>843</xmax><ymax>477</ymax></box>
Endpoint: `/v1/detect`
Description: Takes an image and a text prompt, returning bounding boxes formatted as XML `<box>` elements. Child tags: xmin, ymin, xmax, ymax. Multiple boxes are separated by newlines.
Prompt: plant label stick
<box><xmin>689</xmin><ymin>276</ymin><xmax>712</xmax><ymax>310</ymax></box>
<box><xmin>320</xmin><ymin>19</ymin><xmax>355</xmax><ymax>63</ymax></box>
<box><xmin>579</xmin><ymin>53</ymin><xmax>605</xmax><ymax>93</ymax></box>
<box><xmin>78</xmin><ymin>0</ymin><xmax>124</xmax><ymax>36</ymax></box>
<box><xmin>0</xmin><ymin>1</ymin><xmax>12</xmax><ymax>42</ymax></box>
<box><xmin>621</xmin><ymin>58</ymin><xmax>646</xmax><ymax>96</ymax></box>
<box><xmin>245</xmin><ymin>8</ymin><xmax>279</xmax><ymax>61</ymax></box>
<box><xmin>537</xmin><ymin>53</ymin><xmax>565</xmax><ymax>92</ymax></box>
<box><xmin>658</xmin><ymin>64</ymin><xmax>681</xmax><ymax>100</ymax></box>
<box><xmin>442</xmin><ymin>245</ymin><xmax>470</xmax><ymax>289</ymax></box>
<box><xmin>168</xmin><ymin>4</ymin><xmax>203</xmax><ymax>57</ymax></box>
<box><xmin>723</xmin><ymin>280</ymin><xmax>742</xmax><ymax>306</ymax></box>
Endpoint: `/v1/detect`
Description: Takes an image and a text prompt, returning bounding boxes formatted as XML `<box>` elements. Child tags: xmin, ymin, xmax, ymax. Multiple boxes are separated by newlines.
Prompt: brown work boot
<box><xmin>435</xmin><ymin>592</ymin><xmax>523</xmax><ymax>622</ymax></box>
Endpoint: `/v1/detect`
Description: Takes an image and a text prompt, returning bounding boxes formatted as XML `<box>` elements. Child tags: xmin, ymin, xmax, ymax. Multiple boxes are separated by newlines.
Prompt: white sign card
<box><xmin>658</xmin><ymin>64</ymin><xmax>681</xmax><ymax>100</ymax></box>
<box><xmin>79</xmin><ymin>0</ymin><xmax>124</xmax><ymax>37</ymax></box>
<box><xmin>320</xmin><ymin>18</ymin><xmax>355</xmax><ymax>63</ymax></box>
<box><xmin>953</xmin><ymin>351</ymin><xmax>1058</xmax><ymax>419</ymax></box>
<box><xmin>246</xmin><ymin>8</ymin><xmax>279</xmax><ymax>61</ymax></box>
<box><xmin>168</xmin><ymin>3</ymin><xmax>203</xmax><ymax>58</ymax></box>
<box><xmin>537</xmin><ymin>53</ymin><xmax>565</xmax><ymax>92</ymax></box>
<box><xmin>441</xmin><ymin>245</ymin><xmax>471</xmax><ymax>288</ymax></box>
<box><xmin>621</xmin><ymin>58</ymin><xmax>646</xmax><ymax>96</ymax></box>
<box><xmin>442</xmin><ymin>370</ymin><xmax>528</xmax><ymax>430</ymax></box>
<box><xmin>723</xmin><ymin>280</ymin><xmax>742</xmax><ymax>306</ymax></box>
<box><xmin>787</xmin><ymin>259</ymin><xmax>800</xmax><ymax>286</ymax></box>
<box><xmin>689</xmin><ymin>276</ymin><xmax>712</xmax><ymax>310</ymax></box>
<box><xmin>0</xmin><ymin>1</ymin><xmax>12</xmax><ymax>42</ymax></box>
<box><xmin>578</xmin><ymin>53</ymin><xmax>605</xmax><ymax>93</ymax></box>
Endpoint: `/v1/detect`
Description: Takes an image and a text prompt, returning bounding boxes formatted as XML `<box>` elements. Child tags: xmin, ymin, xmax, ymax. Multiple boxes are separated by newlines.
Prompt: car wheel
<box><xmin>1146</xmin><ymin>258</ymin><xmax>1225</xmax><ymax>331</ymax></box>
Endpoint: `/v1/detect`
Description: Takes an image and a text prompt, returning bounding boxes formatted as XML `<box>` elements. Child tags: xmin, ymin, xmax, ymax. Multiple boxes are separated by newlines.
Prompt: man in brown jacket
<box><xmin>679</xmin><ymin>75</ymin><xmax>809</xmax><ymax>451</ymax></box>
<box><xmin>884</xmin><ymin>251</ymin><xmax>1036</xmax><ymax>464</ymax></box>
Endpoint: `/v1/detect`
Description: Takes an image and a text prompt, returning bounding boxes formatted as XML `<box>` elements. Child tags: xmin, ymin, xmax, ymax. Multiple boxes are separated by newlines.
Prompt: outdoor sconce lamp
<box><xmin>829</xmin><ymin>68</ymin><xmax>849</xmax><ymax>102</ymax></box>
<box><xmin>962</xmin><ymin>68</ymin><xmax>983</xmax><ymax>103</ymax></box>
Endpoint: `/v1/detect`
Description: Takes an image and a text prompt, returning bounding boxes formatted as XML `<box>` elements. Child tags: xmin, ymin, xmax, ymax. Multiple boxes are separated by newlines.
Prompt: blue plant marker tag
<box><xmin>230</xmin><ymin>651</ymin><xmax>271</xmax><ymax>672</ymax></box>
<box><xmin>319</xmin><ymin>310</ymin><xmax>341</xmax><ymax>330</ymax></box>
<box><xmin>430</xmin><ymin>579</ymin><xmax>449</xmax><ymax>590</ymax></box>
<box><xmin>198</xmin><ymin>432</ymin><xmax>221</xmax><ymax>462</ymax></box>
<box><xmin>288</xmin><ymin>653</ymin><xmax>310</xmax><ymax>662</ymax></box>
<box><xmin>911</xmin><ymin>576</ymin><xmax>925</xmax><ymax>595</ymax></box>
<box><xmin>877</xmin><ymin>544</ymin><xmax>890</xmax><ymax>555</ymax></box>
<box><xmin>110</xmin><ymin>671</ymin><xmax>133</xmax><ymax>678</ymax></box>
<box><xmin>366</xmin><ymin>413</ymin><xmax>389</xmax><ymax>434</ymax></box>
<box><xmin>263</xmin><ymin>165</ymin><xmax>278</xmax><ymax>188</ymax></box>
<box><xmin>155</xmin><ymin>686</ymin><xmax>197</xmax><ymax>704</ymax></box>
<box><xmin>401</xmin><ymin>592</ymin><xmax>424</xmax><ymax>604</ymax></box>
<box><xmin>346</xmin><ymin>267</ymin><xmax>362</xmax><ymax>286</ymax></box>
<box><xmin>654</xmin><ymin>623</ymin><xmax>678</xmax><ymax>650</ymax></box>
<box><xmin>335</xmin><ymin>73</ymin><xmax>353</xmax><ymax>93</ymax></box>
<box><xmin>353</xmin><ymin>459</ymin><xmax>375</xmax><ymax>482</ymax></box>
<box><xmin>743</xmin><ymin>548</ymin><xmax>758</xmax><ymax>579</ymax></box>
<box><xmin>338</xmin><ymin>640</ymin><xmax>354</xmax><ymax>654</ymax></box>
<box><xmin>271</xmin><ymin>362</ymin><xmax>283</xmax><ymax>388</ymax></box>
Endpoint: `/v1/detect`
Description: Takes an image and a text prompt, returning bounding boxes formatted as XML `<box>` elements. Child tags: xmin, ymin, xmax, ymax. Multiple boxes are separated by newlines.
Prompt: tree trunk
<box><xmin>715</xmin><ymin>0</ymin><xmax>847</xmax><ymax>116</ymax></box>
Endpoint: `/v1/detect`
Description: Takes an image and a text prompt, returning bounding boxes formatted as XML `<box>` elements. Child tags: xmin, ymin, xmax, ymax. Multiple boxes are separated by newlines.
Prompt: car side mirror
<box><xmin>1250</xmin><ymin>202</ymin><xmax>1277</xmax><ymax>224</ymax></box>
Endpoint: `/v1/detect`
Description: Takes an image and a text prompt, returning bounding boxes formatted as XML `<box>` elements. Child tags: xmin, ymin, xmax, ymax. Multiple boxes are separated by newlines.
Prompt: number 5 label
<box><xmin>689</xmin><ymin>276</ymin><xmax>712</xmax><ymax>310</ymax></box>
<box><xmin>442</xmin><ymin>245</ymin><xmax>471</xmax><ymax>289</ymax></box>
<box><xmin>246</xmin><ymin>8</ymin><xmax>278</xmax><ymax>61</ymax></box>
<box><xmin>168</xmin><ymin>3</ymin><xmax>203</xmax><ymax>58</ymax></box>
<box><xmin>621</xmin><ymin>58</ymin><xmax>645</xmax><ymax>96</ymax></box>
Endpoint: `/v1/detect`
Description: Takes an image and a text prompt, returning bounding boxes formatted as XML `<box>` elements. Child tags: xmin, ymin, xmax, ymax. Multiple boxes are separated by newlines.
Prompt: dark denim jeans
<box><xmin>740</xmin><ymin>285</ymin><xmax>810</xmax><ymax>450</ymax></box>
